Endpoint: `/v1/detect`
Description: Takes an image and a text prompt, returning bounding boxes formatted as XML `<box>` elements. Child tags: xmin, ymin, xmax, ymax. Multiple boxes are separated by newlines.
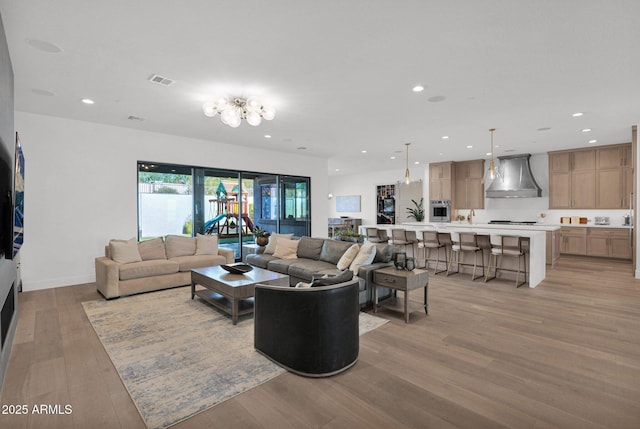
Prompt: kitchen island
<box><xmin>361</xmin><ymin>222</ymin><xmax>556</xmax><ymax>288</ymax></box>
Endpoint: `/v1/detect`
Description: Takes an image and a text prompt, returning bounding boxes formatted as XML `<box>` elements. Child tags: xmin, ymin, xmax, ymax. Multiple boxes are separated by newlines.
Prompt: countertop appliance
<box><xmin>594</xmin><ymin>216</ymin><xmax>609</xmax><ymax>225</ymax></box>
<box><xmin>429</xmin><ymin>200</ymin><xmax>451</xmax><ymax>222</ymax></box>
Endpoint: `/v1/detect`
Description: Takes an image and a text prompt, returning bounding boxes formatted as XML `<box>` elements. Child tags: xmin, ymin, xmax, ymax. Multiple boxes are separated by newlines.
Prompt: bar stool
<box><xmin>422</xmin><ymin>230</ymin><xmax>448</xmax><ymax>274</ymax></box>
<box><xmin>405</xmin><ymin>230</ymin><xmax>420</xmax><ymax>259</ymax></box>
<box><xmin>485</xmin><ymin>235</ymin><xmax>528</xmax><ymax>287</ymax></box>
<box><xmin>391</xmin><ymin>229</ymin><xmax>410</xmax><ymax>254</ymax></box>
<box><xmin>366</xmin><ymin>227</ymin><xmax>385</xmax><ymax>243</ymax></box>
<box><xmin>447</xmin><ymin>232</ymin><xmax>484</xmax><ymax>280</ymax></box>
<box><xmin>377</xmin><ymin>229</ymin><xmax>389</xmax><ymax>243</ymax></box>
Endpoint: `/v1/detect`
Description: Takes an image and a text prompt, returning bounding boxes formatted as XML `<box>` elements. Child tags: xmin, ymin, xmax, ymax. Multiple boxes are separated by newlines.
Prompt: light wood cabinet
<box><xmin>549</xmin><ymin>143</ymin><xmax>631</xmax><ymax>209</ymax></box>
<box><xmin>560</xmin><ymin>227</ymin><xmax>587</xmax><ymax>255</ymax></box>
<box><xmin>546</xmin><ymin>230</ymin><xmax>560</xmax><ymax>266</ymax></box>
<box><xmin>587</xmin><ymin>228</ymin><xmax>632</xmax><ymax>259</ymax></box>
<box><xmin>453</xmin><ymin>159</ymin><xmax>484</xmax><ymax>209</ymax></box>
<box><xmin>429</xmin><ymin>162</ymin><xmax>453</xmax><ymax>201</ymax></box>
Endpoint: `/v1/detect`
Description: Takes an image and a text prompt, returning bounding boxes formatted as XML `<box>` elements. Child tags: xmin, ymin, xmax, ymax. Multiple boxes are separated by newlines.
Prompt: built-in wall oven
<box><xmin>429</xmin><ymin>200</ymin><xmax>451</xmax><ymax>222</ymax></box>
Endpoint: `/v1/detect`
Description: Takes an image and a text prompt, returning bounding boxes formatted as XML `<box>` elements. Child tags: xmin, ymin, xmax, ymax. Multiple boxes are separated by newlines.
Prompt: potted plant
<box><xmin>335</xmin><ymin>227</ymin><xmax>365</xmax><ymax>243</ymax></box>
<box><xmin>406</xmin><ymin>198</ymin><xmax>425</xmax><ymax>222</ymax></box>
<box><xmin>253</xmin><ymin>226</ymin><xmax>271</xmax><ymax>246</ymax></box>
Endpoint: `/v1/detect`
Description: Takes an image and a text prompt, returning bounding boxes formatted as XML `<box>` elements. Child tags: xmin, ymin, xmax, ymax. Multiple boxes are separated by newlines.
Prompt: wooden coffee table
<box><xmin>191</xmin><ymin>265</ymin><xmax>289</xmax><ymax>324</ymax></box>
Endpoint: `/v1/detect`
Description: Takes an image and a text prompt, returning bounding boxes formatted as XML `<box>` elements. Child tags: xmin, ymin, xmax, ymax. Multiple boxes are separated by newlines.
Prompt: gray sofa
<box><xmin>246</xmin><ymin>236</ymin><xmax>394</xmax><ymax>306</ymax></box>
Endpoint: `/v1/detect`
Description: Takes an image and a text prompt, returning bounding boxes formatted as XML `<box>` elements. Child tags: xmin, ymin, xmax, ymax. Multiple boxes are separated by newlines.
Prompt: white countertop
<box><xmin>399</xmin><ymin>222</ymin><xmax>561</xmax><ymax>232</ymax></box>
<box><xmin>555</xmin><ymin>223</ymin><xmax>632</xmax><ymax>229</ymax></box>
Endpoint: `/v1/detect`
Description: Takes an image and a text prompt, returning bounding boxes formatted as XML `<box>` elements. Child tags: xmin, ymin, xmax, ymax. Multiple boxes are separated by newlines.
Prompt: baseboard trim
<box><xmin>22</xmin><ymin>275</ymin><xmax>95</xmax><ymax>291</ymax></box>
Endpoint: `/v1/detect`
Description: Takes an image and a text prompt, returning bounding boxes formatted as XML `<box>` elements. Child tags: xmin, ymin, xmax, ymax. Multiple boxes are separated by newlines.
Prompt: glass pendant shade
<box><xmin>203</xmin><ymin>95</ymin><xmax>276</xmax><ymax>127</ymax></box>
<box><xmin>246</xmin><ymin>111</ymin><xmax>262</xmax><ymax>126</ymax></box>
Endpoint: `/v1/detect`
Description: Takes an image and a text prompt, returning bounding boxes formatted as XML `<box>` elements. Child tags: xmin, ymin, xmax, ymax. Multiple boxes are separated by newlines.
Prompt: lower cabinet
<box><xmin>587</xmin><ymin>228</ymin><xmax>632</xmax><ymax>260</ymax></box>
<box><xmin>560</xmin><ymin>227</ymin><xmax>587</xmax><ymax>255</ymax></box>
<box><xmin>561</xmin><ymin>227</ymin><xmax>632</xmax><ymax>260</ymax></box>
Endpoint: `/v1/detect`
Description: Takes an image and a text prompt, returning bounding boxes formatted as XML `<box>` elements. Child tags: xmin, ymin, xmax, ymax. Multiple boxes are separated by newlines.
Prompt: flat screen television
<box><xmin>0</xmin><ymin>138</ymin><xmax>12</xmax><ymax>260</ymax></box>
<box><xmin>13</xmin><ymin>134</ymin><xmax>23</xmax><ymax>257</ymax></box>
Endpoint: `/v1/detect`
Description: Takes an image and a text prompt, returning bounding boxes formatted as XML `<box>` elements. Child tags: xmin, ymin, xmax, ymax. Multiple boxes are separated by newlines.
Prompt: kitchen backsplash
<box><xmin>458</xmin><ymin>208</ymin><xmax>632</xmax><ymax>227</ymax></box>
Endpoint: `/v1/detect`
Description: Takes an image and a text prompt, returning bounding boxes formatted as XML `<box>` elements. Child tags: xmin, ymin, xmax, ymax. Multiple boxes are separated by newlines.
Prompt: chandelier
<box><xmin>202</xmin><ymin>96</ymin><xmax>275</xmax><ymax>128</ymax></box>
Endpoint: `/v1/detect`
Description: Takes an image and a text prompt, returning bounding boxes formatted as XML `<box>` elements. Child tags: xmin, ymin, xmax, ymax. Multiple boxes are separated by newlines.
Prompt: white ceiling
<box><xmin>1</xmin><ymin>1</ymin><xmax>639</xmax><ymax>176</ymax></box>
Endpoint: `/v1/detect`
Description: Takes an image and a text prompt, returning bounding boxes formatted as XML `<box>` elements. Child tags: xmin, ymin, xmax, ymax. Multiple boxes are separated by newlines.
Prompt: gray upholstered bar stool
<box><xmin>405</xmin><ymin>230</ymin><xmax>420</xmax><ymax>259</ymax></box>
<box><xmin>446</xmin><ymin>232</ymin><xmax>484</xmax><ymax>280</ymax></box>
<box><xmin>366</xmin><ymin>227</ymin><xmax>388</xmax><ymax>243</ymax></box>
<box><xmin>391</xmin><ymin>229</ymin><xmax>410</xmax><ymax>254</ymax></box>
<box><xmin>422</xmin><ymin>230</ymin><xmax>448</xmax><ymax>274</ymax></box>
<box><xmin>484</xmin><ymin>235</ymin><xmax>528</xmax><ymax>287</ymax></box>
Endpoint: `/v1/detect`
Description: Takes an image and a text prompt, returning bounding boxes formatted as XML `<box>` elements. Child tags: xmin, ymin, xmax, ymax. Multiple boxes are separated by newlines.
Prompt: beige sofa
<box><xmin>95</xmin><ymin>234</ymin><xmax>234</xmax><ymax>299</ymax></box>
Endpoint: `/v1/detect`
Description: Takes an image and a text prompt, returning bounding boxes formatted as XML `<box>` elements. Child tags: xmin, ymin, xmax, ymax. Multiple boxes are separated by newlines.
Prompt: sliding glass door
<box><xmin>138</xmin><ymin>162</ymin><xmax>311</xmax><ymax>261</ymax></box>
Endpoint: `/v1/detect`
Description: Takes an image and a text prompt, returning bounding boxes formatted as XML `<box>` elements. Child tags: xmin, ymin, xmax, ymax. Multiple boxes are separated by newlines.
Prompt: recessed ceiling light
<box><xmin>439</xmin><ymin>152</ymin><xmax>443</xmax><ymax>156</ymax></box>
<box><xmin>414</xmin><ymin>161</ymin><xmax>420</xmax><ymax>165</ymax></box>
<box><xmin>466</xmin><ymin>145</ymin><xmax>473</xmax><ymax>149</ymax></box>
<box><xmin>412</xmin><ymin>85</ymin><xmax>424</xmax><ymax>92</ymax></box>
<box><xmin>572</xmin><ymin>112</ymin><xmax>584</xmax><ymax>117</ymax></box>
<box><xmin>81</xmin><ymin>98</ymin><xmax>94</xmax><ymax>105</ymax></box>
<box><xmin>486</xmin><ymin>152</ymin><xmax>492</xmax><ymax>156</ymax></box>
<box><xmin>335</xmin><ymin>168</ymin><xmax>340</xmax><ymax>172</ymax></box>
<box><xmin>27</xmin><ymin>39</ymin><xmax>62</xmax><ymax>53</ymax></box>
<box><xmin>264</xmin><ymin>135</ymin><xmax>271</xmax><ymax>139</ymax></box>
<box><xmin>442</xmin><ymin>136</ymin><xmax>449</xmax><ymax>140</ymax></box>
<box><xmin>582</xmin><ymin>128</ymin><xmax>592</xmax><ymax>132</ymax></box>
<box><xmin>589</xmin><ymin>139</ymin><xmax>597</xmax><ymax>144</ymax></box>
<box><xmin>390</xmin><ymin>156</ymin><xmax>396</xmax><ymax>160</ymax></box>
<box><xmin>361</xmin><ymin>150</ymin><xmax>367</xmax><ymax>154</ymax></box>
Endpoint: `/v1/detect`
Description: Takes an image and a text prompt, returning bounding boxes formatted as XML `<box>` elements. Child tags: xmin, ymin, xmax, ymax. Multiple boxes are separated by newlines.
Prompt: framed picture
<box><xmin>336</xmin><ymin>195</ymin><xmax>361</xmax><ymax>212</ymax></box>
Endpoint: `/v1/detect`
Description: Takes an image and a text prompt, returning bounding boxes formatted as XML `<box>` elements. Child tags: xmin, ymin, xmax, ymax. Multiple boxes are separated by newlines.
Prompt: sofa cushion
<box><xmin>311</xmin><ymin>269</ymin><xmax>354</xmax><ymax>287</ymax></box>
<box><xmin>296</xmin><ymin>237</ymin><xmax>324</xmax><ymax>260</ymax></box>
<box><xmin>264</xmin><ymin>233</ymin><xmax>294</xmax><ymax>255</ymax></box>
<box><xmin>349</xmin><ymin>242</ymin><xmax>377</xmax><ymax>273</ymax></box>
<box><xmin>337</xmin><ymin>244</ymin><xmax>359</xmax><ymax>270</ymax></box>
<box><xmin>165</xmin><ymin>235</ymin><xmax>197</xmax><ymax>258</ymax></box>
<box><xmin>119</xmin><ymin>259</ymin><xmax>179</xmax><ymax>281</ymax></box>
<box><xmin>246</xmin><ymin>253</ymin><xmax>280</xmax><ymax>269</ymax></box>
<box><xmin>267</xmin><ymin>258</ymin><xmax>299</xmax><ymax>274</ymax></box>
<box><xmin>319</xmin><ymin>240</ymin><xmax>353</xmax><ymax>265</ymax></box>
<box><xmin>170</xmin><ymin>254</ymin><xmax>227</xmax><ymax>272</ymax></box>
<box><xmin>195</xmin><ymin>233</ymin><xmax>218</xmax><ymax>255</ymax></box>
<box><xmin>373</xmin><ymin>243</ymin><xmax>394</xmax><ymax>263</ymax></box>
<box><xmin>109</xmin><ymin>238</ymin><xmax>142</xmax><ymax>264</ymax></box>
<box><xmin>288</xmin><ymin>260</ymin><xmax>339</xmax><ymax>282</ymax></box>
<box><xmin>138</xmin><ymin>237</ymin><xmax>167</xmax><ymax>261</ymax></box>
<box><xmin>273</xmin><ymin>238</ymin><xmax>299</xmax><ymax>259</ymax></box>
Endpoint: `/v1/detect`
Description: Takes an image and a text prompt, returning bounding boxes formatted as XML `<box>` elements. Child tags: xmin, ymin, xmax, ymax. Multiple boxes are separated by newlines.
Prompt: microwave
<box><xmin>430</xmin><ymin>200</ymin><xmax>451</xmax><ymax>222</ymax></box>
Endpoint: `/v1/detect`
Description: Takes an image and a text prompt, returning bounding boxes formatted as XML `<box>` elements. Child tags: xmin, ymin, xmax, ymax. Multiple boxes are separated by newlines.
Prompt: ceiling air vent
<box><xmin>147</xmin><ymin>74</ymin><xmax>175</xmax><ymax>86</ymax></box>
<box><xmin>127</xmin><ymin>115</ymin><xmax>145</xmax><ymax>121</ymax></box>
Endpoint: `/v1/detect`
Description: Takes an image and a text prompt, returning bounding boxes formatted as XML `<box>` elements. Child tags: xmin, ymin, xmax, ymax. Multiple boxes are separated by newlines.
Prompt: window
<box><xmin>137</xmin><ymin>162</ymin><xmax>311</xmax><ymax>260</ymax></box>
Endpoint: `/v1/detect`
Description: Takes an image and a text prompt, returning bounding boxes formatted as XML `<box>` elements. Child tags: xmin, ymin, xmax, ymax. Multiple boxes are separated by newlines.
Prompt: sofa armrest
<box><xmin>95</xmin><ymin>256</ymin><xmax>120</xmax><ymax>299</ymax></box>
<box><xmin>218</xmin><ymin>248</ymin><xmax>235</xmax><ymax>264</ymax></box>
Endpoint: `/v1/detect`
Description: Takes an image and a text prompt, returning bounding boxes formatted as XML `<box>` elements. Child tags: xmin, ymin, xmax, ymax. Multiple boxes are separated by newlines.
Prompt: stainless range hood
<box><xmin>485</xmin><ymin>154</ymin><xmax>542</xmax><ymax>198</ymax></box>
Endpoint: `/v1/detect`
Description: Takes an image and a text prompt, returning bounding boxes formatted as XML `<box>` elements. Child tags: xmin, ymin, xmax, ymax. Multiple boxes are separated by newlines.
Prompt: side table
<box><xmin>242</xmin><ymin>243</ymin><xmax>262</xmax><ymax>262</ymax></box>
<box><xmin>373</xmin><ymin>266</ymin><xmax>429</xmax><ymax>323</ymax></box>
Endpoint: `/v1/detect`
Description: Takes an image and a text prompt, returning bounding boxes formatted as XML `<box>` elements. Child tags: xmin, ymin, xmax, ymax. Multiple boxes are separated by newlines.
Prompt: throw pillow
<box><xmin>310</xmin><ymin>269</ymin><xmax>353</xmax><ymax>287</ymax></box>
<box><xmin>195</xmin><ymin>233</ymin><xmax>218</xmax><ymax>255</ymax></box>
<box><xmin>349</xmin><ymin>242</ymin><xmax>377</xmax><ymax>274</ymax></box>
<box><xmin>336</xmin><ymin>244</ymin><xmax>360</xmax><ymax>270</ymax></box>
<box><xmin>165</xmin><ymin>234</ymin><xmax>197</xmax><ymax>258</ymax></box>
<box><xmin>264</xmin><ymin>233</ymin><xmax>294</xmax><ymax>255</ymax></box>
<box><xmin>138</xmin><ymin>237</ymin><xmax>166</xmax><ymax>261</ymax></box>
<box><xmin>273</xmin><ymin>238</ymin><xmax>299</xmax><ymax>259</ymax></box>
<box><xmin>109</xmin><ymin>238</ymin><xmax>142</xmax><ymax>264</ymax></box>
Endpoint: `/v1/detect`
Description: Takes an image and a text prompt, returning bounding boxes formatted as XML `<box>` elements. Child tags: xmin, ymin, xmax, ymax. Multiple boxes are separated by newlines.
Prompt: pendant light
<box><xmin>488</xmin><ymin>128</ymin><xmax>496</xmax><ymax>180</ymax></box>
<box><xmin>404</xmin><ymin>143</ymin><xmax>411</xmax><ymax>184</ymax></box>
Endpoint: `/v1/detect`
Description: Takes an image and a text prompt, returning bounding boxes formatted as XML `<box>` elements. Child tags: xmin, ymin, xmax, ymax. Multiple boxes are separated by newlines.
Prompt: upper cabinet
<box><xmin>454</xmin><ymin>159</ymin><xmax>485</xmax><ymax>210</ymax></box>
<box><xmin>429</xmin><ymin>162</ymin><xmax>454</xmax><ymax>201</ymax></box>
<box><xmin>548</xmin><ymin>143</ymin><xmax>632</xmax><ymax>209</ymax></box>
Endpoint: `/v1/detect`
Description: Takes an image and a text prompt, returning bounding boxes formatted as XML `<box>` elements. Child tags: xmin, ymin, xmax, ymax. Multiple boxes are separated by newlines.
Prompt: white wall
<box><xmin>16</xmin><ymin>112</ymin><xmax>329</xmax><ymax>291</ymax></box>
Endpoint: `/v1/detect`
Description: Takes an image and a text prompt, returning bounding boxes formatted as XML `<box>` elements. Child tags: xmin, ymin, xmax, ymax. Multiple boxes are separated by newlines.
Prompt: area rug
<box><xmin>83</xmin><ymin>287</ymin><xmax>388</xmax><ymax>429</ymax></box>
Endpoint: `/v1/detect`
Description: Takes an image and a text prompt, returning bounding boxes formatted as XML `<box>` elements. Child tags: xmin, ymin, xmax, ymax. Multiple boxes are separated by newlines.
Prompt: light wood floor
<box><xmin>1</xmin><ymin>255</ymin><xmax>639</xmax><ymax>429</ymax></box>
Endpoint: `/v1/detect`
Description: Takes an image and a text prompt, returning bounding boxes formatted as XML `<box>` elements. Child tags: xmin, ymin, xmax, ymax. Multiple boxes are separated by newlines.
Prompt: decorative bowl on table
<box><xmin>220</xmin><ymin>263</ymin><xmax>254</xmax><ymax>274</ymax></box>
